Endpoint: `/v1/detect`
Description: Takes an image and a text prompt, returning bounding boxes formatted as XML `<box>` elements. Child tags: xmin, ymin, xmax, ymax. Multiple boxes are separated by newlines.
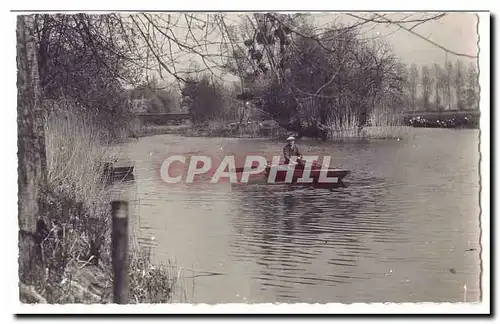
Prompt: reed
<box><xmin>21</xmin><ymin>103</ymin><xmax>184</xmax><ymax>303</ymax></box>
<box><xmin>323</xmin><ymin>108</ymin><xmax>413</xmax><ymax>140</ymax></box>
<box><xmin>366</xmin><ymin>107</ymin><xmax>413</xmax><ymax>140</ymax></box>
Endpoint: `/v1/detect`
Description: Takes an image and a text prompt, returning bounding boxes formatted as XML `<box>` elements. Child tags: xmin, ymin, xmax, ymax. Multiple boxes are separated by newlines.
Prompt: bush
<box><xmin>181</xmin><ymin>75</ymin><xmax>226</xmax><ymax>124</ymax></box>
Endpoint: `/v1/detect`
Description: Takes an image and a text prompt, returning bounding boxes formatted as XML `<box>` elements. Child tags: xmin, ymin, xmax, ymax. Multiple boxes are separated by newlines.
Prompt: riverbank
<box><xmin>408</xmin><ymin>115</ymin><xmax>479</xmax><ymax>129</ymax></box>
<box><xmin>402</xmin><ymin>109</ymin><xmax>480</xmax><ymax>129</ymax></box>
<box><xmin>134</xmin><ymin>122</ymin><xmax>414</xmax><ymax>141</ymax></box>
<box><xmin>20</xmin><ymin>110</ymin><xmax>182</xmax><ymax>303</ymax></box>
<box><xmin>133</xmin><ymin>121</ymin><xmax>287</xmax><ymax>139</ymax></box>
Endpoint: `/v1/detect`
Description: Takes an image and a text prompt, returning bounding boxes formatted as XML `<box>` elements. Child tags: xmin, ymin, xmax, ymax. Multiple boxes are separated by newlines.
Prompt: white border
<box><xmin>2</xmin><ymin>2</ymin><xmax>491</xmax><ymax>317</ymax></box>
<box><xmin>6</xmin><ymin>1</ymin><xmax>494</xmax><ymax>12</ymax></box>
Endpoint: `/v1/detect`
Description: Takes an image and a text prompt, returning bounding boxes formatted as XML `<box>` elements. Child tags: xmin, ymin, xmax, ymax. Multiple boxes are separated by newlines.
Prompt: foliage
<box><xmin>224</xmin><ymin>15</ymin><xmax>407</xmax><ymax>138</ymax></box>
<box><xmin>180</xmin><ymin>75</ymin><xmax>227</xmax><ymax>124</ymax></box>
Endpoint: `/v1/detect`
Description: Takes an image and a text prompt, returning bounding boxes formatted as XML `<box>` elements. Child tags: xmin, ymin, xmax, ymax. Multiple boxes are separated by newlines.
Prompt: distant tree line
<box><xmin>403</xmin><ymin>60</ymin><xmax>479</xmax><ymax>112</ymax></box>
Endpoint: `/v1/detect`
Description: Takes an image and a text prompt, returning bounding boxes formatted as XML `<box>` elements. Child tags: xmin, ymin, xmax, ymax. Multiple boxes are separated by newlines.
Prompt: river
<box><xmin>115</xmin><ymin>128</ymin><xmax>481</xmax><ymax>304</ymax></box>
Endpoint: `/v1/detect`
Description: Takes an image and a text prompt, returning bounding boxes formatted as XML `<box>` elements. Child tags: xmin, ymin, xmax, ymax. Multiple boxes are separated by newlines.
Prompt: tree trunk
<box><xmin>17</xmin><ymin>15</ymin><xmax>47</xmax><ymax>284</ymax></box>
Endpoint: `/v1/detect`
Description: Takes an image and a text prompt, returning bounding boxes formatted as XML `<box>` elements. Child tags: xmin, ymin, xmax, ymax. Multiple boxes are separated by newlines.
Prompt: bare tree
<box><xmin>17</xmin><ymin>14</ymin><xmax>47</xmax><ymax>283</ymax></box>
<box><xmin>454</xmin><ymin>59</ymin><xmax>466</xmax><ymax>110</ymax></box>
<box><xmin>408</xmin><ymin>64</ymin><xmax>419</xmax><ymax>111</ymax></box>
<box><xmin>465</xmin><ymin>62</ymin><xmax>479</xmax><ymax>110</ymax></box>
<box><xmin>432</xmin><ymin>63</ymin><xmax>445</xmax><ymax>111</ymax></box>
<box><xmin>421</xmin><ymin>65</ymin><xmax>432</xmax><ymax>111</ymax></box>
<box><xmin>445</xmin><ymin>60</ymin><xmax>454</xmax><ymax>110</ymax></box>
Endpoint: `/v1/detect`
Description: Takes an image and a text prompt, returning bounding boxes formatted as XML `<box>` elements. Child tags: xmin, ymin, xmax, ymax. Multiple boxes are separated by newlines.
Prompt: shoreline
<box><xmin>131</xmin><ymin>124</ymin><xmax>478</xmax><ymax>143</ymax></box>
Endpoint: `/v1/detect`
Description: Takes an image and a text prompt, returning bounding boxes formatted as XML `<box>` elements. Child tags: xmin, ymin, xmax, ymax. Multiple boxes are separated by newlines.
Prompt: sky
<box><xmin>338</xmin><ymin>12</ymin><xmax>479</xmax><ymax>66</ymax></box>
<box><xmin>139</xmin><ymin>12</ymin><xmax>480</xmax><ymax>86</ymax></box>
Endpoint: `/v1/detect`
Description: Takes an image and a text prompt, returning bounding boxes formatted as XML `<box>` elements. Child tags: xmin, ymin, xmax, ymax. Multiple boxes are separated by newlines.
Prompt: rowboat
<box><xmin>264</xmin><ymin>161</ymin><xmax>350</xmax><ymax>188</ymax></box>
<box><xmin>233</xmin><ymin>159</ymin><xmax>350</xmax><ymax>190</ymax></box>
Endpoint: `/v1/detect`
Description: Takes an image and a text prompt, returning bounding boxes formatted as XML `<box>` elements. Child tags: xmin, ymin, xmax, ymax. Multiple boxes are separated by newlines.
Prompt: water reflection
<box><xmin>228</xmin><ymin>174</ymin><xmax>407</xmax><ymax>299</ymax></box>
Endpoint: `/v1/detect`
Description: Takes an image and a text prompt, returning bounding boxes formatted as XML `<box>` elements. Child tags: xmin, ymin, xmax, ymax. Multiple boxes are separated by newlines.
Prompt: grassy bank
<box><xmin>20</xmin><ymin>108</ymin><xmax>183</xmax><ymax>303</ymax></box>
<box><xmin>134</xmin><ymin>121</ymin><xmax>289</xmax><ymax>139</ymax></box>
<box><xmin>133</xmin><ymin>118</ymin><xmax>412</xmax><ymax>141</ymax></box>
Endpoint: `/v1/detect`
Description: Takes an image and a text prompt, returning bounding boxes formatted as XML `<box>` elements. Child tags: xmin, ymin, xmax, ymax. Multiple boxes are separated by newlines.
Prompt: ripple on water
<box><xmin>123</xmin><ymin>130</ymin><xmax>480</xmax><ymax>303</ymax></box>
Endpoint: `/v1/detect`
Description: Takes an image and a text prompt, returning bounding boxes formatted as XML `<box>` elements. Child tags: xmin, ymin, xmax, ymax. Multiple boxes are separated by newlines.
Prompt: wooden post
<box><xmin>111</xmin><ymin>201</ymin><xmax>129</xmax><ymax>304</ymax></box>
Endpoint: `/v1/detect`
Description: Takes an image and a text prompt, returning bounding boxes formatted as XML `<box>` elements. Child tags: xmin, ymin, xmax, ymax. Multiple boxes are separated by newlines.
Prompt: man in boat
<box><xmin>283</xmin><ymin>136</ymin><xmax>303</xmax><ymax>165</ymax></box>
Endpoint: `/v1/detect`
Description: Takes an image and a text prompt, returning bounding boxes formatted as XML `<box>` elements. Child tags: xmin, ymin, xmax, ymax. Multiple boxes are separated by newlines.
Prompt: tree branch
<box><xmin>348</xmin><ymin>12</ymin><xmax>477</xmax><ymax>59</ymax></box>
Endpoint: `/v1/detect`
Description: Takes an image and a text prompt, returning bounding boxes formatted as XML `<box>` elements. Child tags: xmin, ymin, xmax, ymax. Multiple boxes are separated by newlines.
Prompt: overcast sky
<box><xmin>340</xmin><ymin>12</ymin><xmax>479</xmax><ymax>66</ymax></box>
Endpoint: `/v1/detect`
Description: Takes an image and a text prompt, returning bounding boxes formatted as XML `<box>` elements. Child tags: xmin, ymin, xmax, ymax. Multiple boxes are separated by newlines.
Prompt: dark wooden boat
<box><xmin>264</xmin><ymin>161</ymin><xmax>349</xmax><ymax>186</ymax></box>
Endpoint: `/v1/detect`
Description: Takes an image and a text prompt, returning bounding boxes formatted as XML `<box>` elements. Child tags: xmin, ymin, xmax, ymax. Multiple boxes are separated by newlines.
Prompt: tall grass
<box><xmin>21</xmin><ymin>103</ymin><xmax>184</xmax><ymax>303</ymax></box>
<box><xmin>366</xmin><ymin>107</ymin><xmax>413</xmax><ymax>139</ymax></box>
<box><xmin>323</xmin><ymin>108</ymin><xmax>413</xmax><ymax>140</ymax></box>
<box><xmin>45</xmin><ymin>107</ymin><xmax>112</xmax><ymax>209</ymax></box>
<box><xmin>324</xmin><ymin>113</ymin><xmax>361</xmax><ymax>140</ymax></box>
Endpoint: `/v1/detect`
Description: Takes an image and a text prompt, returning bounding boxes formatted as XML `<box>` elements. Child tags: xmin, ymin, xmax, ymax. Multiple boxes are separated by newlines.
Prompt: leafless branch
<box><xmin>348</xmin><ymin>12</ymin><xmax>477</xmax><ymax>59</ymax></box>
<box><xmin>346</xmin><ymin>13</ymin><xmax>447</xmax><ymax>25</ymax></box>
<box><xmin>130</xmin><ymin>15</ymin><xmax>190</xmax><ymax>83</ymax></box>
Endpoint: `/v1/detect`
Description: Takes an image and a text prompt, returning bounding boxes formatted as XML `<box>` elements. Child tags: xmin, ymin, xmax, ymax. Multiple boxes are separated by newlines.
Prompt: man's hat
<box><xmin>286</xmin><ymin>136</ymin><xmax>295</xmax><ymax>141</ymax></box>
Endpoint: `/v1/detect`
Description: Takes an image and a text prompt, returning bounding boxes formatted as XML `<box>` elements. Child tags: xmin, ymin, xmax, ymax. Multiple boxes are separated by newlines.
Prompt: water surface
<box><xmin>117</xmin><ymin>128</ymin><xmax>481</xmax><ymax>303</ymax></box>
